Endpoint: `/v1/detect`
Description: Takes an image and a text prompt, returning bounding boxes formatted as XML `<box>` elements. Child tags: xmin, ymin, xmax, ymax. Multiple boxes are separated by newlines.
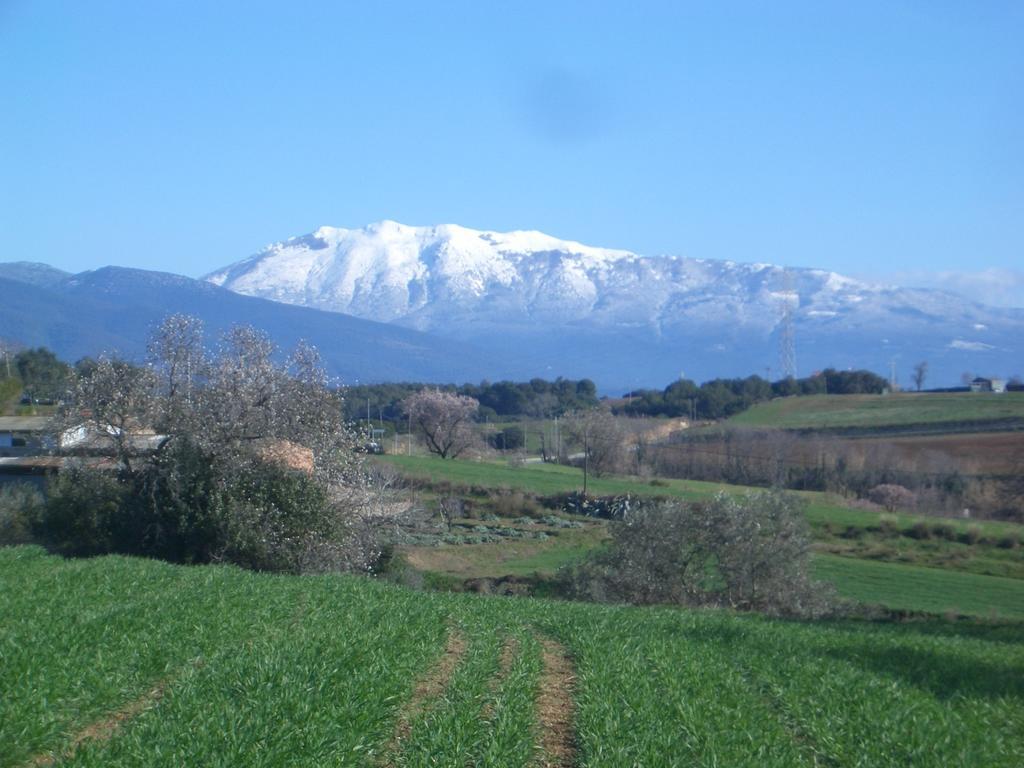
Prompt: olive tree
<box><xmin>561</xmin><ymin>491</ymin><xmax>836</xmax><ymax>618</ymax></box>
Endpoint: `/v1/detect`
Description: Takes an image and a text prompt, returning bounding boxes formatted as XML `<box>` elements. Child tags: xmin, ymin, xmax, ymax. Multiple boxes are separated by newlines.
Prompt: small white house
<box><xmin>970</xmin><ymin>377</ymin><xmax>1006</xmax><ymax>393</ymax></box>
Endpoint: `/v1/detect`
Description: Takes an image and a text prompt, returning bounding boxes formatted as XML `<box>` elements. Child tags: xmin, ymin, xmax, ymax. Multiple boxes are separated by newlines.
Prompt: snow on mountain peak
<box><xmin>205</xmin><ymin>221</ymin><xmax>650</xmax><ymax>324</ymax></box>
<box><xmin>205</xmin><ymin>221</ymin><xmax>1006</xmax><ymax>345</ymax></box>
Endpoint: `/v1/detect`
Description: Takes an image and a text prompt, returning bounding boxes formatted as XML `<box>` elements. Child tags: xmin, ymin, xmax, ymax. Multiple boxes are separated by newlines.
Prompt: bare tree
<box><xmin>437</xmin><ymin>496</ymin><xmax>464</xmax><ymax>532</ymax></box>
<box><xmin>564</xmin><ymin>406</ymin><xmax>626</xmax><ymax>491</ymax></box>
<box><xmin>912</xmin><ymin>361</ymin><xmax>928</xmax><ymax>392</ymax></box>
<box><xmin>401</xmin><ymin>389</ymin><xmax>479</xmax><ymax>459</ymax></box>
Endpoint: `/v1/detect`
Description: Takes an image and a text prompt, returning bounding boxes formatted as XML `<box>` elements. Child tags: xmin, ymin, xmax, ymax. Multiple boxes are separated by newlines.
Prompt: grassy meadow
<box><xmin>379</xmin><ymin>454</ymin><xmax>1024</xmax><ymax>618</ymax></box>
<box><xmin>3</xmin><ymin>546</ymin><xmax>1023</xmax><ymax>768</ymax></box>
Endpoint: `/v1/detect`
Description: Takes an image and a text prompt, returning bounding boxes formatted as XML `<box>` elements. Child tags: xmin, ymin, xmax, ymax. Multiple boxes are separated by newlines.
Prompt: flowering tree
<box><xmin>401</xmin><ymin>389</ymin><xmax>479</xmax><ymax>459</ymax></box>
<box><xmin>45</xmin><ymin>315</ymin><xmax>389</xmax><ymax>573</ymax></box>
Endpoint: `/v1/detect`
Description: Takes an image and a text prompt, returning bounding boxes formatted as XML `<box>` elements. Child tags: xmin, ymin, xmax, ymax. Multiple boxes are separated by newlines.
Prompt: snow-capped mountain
<box><xmin>207</xmin><ymin>221</ymin><xmax>1024</xmax><ymax>389</ymax></box>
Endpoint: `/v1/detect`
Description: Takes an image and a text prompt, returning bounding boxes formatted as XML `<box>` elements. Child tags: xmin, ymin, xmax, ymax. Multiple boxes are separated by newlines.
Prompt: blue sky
<box><xmin>2</xmin><ymin>2</ymin><xmax>1021</xmax><ymax>303</ymax></box>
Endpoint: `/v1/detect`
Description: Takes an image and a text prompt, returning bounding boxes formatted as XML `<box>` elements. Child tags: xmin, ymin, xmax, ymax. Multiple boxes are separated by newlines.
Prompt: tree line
<box><xmin>1</xmin><ymin>337</ymin><xmax>889</xmax><ymax>426</ymax></box>
<box><xmin>343</xmin><ymin>377</ymin><xmax>600</xmax><ymax>424</ymax></box>
<box><xmin>617</xmin><ymin>368</ymin><xmax>889</xmax><ymax>420</ymax></box>
<box><xmin>0</xmin><ymin>344</ymin><xmax>76</xmax><ymax>407</ymax></box>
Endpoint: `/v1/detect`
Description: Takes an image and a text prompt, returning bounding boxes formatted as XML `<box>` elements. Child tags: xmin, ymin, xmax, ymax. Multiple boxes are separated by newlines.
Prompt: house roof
<box><xmin>0</xmin><ymin>456</ymin><xmax>63</xmax><ymax>471</ymax></box>
<box><xmin>0</xmin><ymin>456</ymin><xmax>114</xmax><ymax>472</ymax></box>
<box><xmin>0</xmin><ymin>416</ymin><xmax>52</xmax><ymax>433</ymax></box>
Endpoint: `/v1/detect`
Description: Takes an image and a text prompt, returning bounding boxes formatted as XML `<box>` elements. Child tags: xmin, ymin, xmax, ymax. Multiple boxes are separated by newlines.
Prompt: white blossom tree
<box><xmin>401</xmin><ymin>389</ymin><xmax>480</xmax><ymax>459</ymax></box>
<box><xmin>47</xmin><ymin>315</ymin><xmax>388</xmax><ymax>573</ymax></box>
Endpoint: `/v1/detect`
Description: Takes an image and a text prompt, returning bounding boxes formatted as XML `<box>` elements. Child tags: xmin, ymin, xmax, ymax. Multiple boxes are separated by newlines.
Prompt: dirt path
<box><xmin>497</xmin><ymin>635</ymin><xmax>519</xmax><ymax>678</ymax></box>
<box><xmin>379</xmin><ymin>627</ymin><xmax>468</xmax><ymax>765</ymax></box>
<box><xmin>535</xmin><ymin>636</ymin><xmax>578</xmax><ymax>768</ymax></box>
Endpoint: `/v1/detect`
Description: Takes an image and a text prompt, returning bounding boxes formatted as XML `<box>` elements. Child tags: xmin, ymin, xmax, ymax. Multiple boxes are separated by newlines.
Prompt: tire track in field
<box><xmin>534</xmin><ymin>636</ymin><xmax>577</xmax><ymax>768</ymax></box>
<box><xmin>23</xmin><ymin>658</ymin><xmax>205</xmax><ymax>768</ymax></box>
<box><xmin>21</xmin><ymin>588</ymin><xmax>305</xmax><ymax>768</ymax></box>
<box><xmin>378</xmin><ymin>626</ymin><xmax>468</xmax><ymax>766</ymax></box>
<box><xmin>734</xmin><ymin>661</ymin><xmax>841</xmax><ymax>768</ymax></box>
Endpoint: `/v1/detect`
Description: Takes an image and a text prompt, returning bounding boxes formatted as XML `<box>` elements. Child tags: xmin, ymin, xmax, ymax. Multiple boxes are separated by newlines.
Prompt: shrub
<box><xmin>490</xmin><ymin>490</ymin><xmax>543</xmax><ymax>518</ymax></box>
<box><xmin>958</xmin><ymin>525</ymin><xmax>982</xmax><ymax>546</ymax></box>
<box><xmin>487</xmin><ymin>426</ymin><xmax>525</xmax><ymax>451</ymax></box>
<box><xmin>996</xmin><ymin>534</ymin><xmax>1020</xmax><ymax>550</ymax></box>
<box><xmin>561</xmin><ymin>491</ymin><xmax>836</xmax><ymax>618</ymax></box>
<box><xmin>34</xmin><ymin>466</ymin><xmax>128</xmax><ymax>556</ymax></box>
<box><xmin>907</xmin><ymin>521</ymin><xmax>932</xmax><ymax>540</ymax></box>
<box><xmin>32</xmin><ymin>447</ymin><xmax>355</xmax><ymax>573</ymax></box>
<box><xmin>0</xmin><ymin>483</ymin><xmax>44</xmax><ymax>546</ymax></box>
<box><xmin>878</xmin><ymin>513</ymin><xmax>899</xmax><ymax>535</ymax></box>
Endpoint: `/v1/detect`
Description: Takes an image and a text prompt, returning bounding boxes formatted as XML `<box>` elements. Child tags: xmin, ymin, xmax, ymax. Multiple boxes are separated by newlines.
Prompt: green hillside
<box><xmin>812</xmin><ymin>554</ymin><xmax>1024</xmax><ymax>619</ymax></box>
<box><xmin>2</xmin><ymin>547</ymin><xmax>1023</xmax><ymax>767</ymax></box>
<box><xmin>728</xmin><ymin>392</ymin><xmax>1024</xmax><ymax>430</ymax></box>
<box><xmin>382</xmin><ymin>453</ymin><xmax>740</xmax><ymax>500</ymax></box>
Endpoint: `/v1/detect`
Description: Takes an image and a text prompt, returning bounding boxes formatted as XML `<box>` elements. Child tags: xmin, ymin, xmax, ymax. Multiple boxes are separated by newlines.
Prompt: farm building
<box><xmin>969</xmin><ymin>377</ymin><xmax>1006</xmax><ymax>393</ymax></box>
<box><xmin>0</xmin><ymin>416</ymin><xmax>53</xmax><ymax>457</ymax></box>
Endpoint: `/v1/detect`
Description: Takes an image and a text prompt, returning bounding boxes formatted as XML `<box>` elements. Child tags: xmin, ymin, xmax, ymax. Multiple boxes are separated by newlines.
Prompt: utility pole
<box><xmin>407</xmin><ymin>412</ymin><xmax>412</xmax><ymax>456</ymax></box>
<box><xmin>582</xmin><ymin>427</ymin><xmax>589</xmax><ymax>496</ymax></box>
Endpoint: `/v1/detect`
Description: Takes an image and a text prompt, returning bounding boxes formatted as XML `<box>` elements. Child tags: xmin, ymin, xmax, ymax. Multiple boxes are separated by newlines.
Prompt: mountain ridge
<box><xmin>0</xmin><ymin>263</ymin><xmax>508</xmax><ymax>384</ymax></box>
<box><xmin>205</xmin><ymin>222</ymin><xmax>1023</xmax><ymax>388</ymax></box>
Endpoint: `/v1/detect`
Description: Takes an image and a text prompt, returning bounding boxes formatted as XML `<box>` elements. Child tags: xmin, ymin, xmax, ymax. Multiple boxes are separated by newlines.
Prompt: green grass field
<box><xmin>728</xmin><ymin>391</ymin><xmax>1024</xmax><ymax>429</ymax></box>
<box><xmin>382</xmin><ymin>453</ymin><xmax>1024</xmax><ymax>580</ymax></box>
<box><xmin>2</xmin><ymin>546</ymin><xmax>1023</xmax><ymax>767</ymax></box>
<box><xmin>383</xmin><ymin>453</ymin><xmax>793</xmax><ymax>502</ymax></box>
<box><xmin>382</xmin><ymin>453</ymin><xmax>1022</xmax><ymax>542</ymax></box>
<box><xmin>812</xmin><ymin>554</ymin><xmax>1024</xmax><ymax>620</ymax></box>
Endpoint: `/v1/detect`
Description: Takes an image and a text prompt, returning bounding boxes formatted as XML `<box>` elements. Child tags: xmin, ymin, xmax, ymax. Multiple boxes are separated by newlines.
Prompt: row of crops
<box><xmin>2</xmin><ymin>546</ymin><xmax>1023</xmax><ymax>767</ymax></box>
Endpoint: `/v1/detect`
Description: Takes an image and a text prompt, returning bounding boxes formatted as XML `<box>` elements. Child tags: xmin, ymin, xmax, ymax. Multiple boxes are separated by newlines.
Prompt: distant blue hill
<box><xmin>0</xmin><ymin>264</ymin><xmax>508</xmax><ymax>384</ymax></box>
<box><xmin>4</xmin><ymin>259</ymin><xmax>1021</xmax><ymax>392</ymax></box>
